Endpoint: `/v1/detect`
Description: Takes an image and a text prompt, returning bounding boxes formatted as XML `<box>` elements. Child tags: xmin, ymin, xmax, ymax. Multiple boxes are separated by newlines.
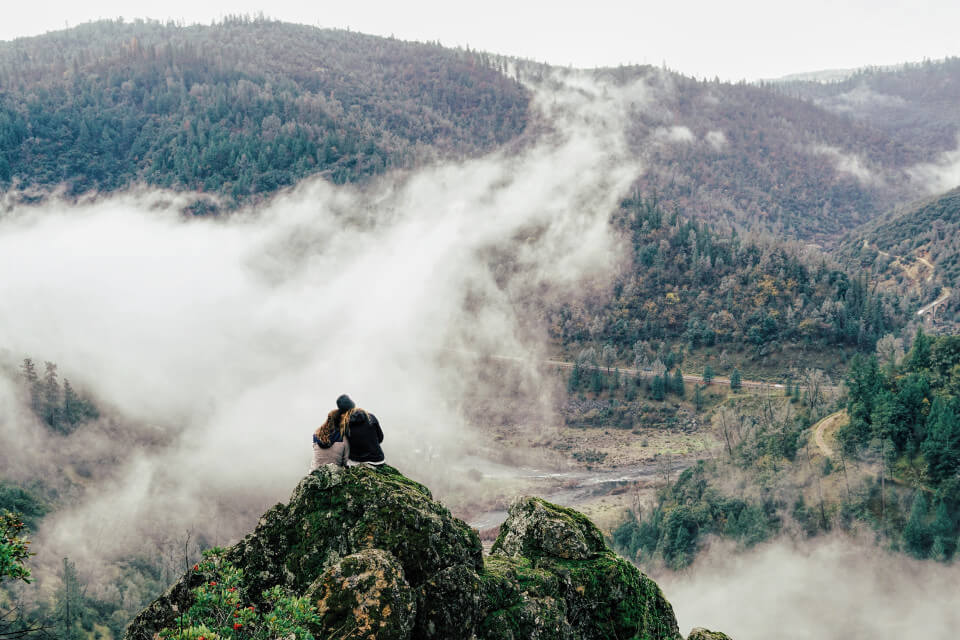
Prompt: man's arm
<box><xmin>371</xmin><ymin>414</ymin><xmax>384</xmax><ymax>443</ymax></box>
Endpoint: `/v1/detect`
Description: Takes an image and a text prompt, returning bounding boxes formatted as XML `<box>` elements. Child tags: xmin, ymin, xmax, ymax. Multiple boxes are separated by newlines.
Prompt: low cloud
<box><xmin>907</xmin><ymin>135</ymin><xmax>960</xmax><ymax>194</ymax></box>
<box><xmin>810</xmin><ymin>144</ymin><xmax>879</xmax><ymax>185</ymax></box>
<box><xmin>653</xmin><ymin>125</ymin><xmax>696</xmax><ymax>145</ymax></box>
<box><xmin>657</xmin><ymin>536</ymin><xmax>960</xmax><ymax>640</ymax></box>
<box><xmin>705</xmin><ymin>130</ymin><xmax>727</xmax><ymax>151</ymax></box>
<box><xmin>0</xmin><ymin>72</ymin><xmax>645</xmax><ymax>583</ymax></box>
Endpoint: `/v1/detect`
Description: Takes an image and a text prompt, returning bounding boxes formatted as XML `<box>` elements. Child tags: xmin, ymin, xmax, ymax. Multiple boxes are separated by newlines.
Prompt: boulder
<box><xmin>688</xmin><ymin>628</ymin><xmax>733</xmax><ymax>640</ymax></box>
<box><xmin>306</xmin><ymin>548</ymin><xmax>416</xmax><ymax>640</ymax></box>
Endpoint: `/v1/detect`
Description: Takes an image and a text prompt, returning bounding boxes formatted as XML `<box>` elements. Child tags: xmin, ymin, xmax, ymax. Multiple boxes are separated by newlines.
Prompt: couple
<box><xmin>310</xmin><ymin>394</ymin><xmax>385</xmax><ymax>470</ymax></box>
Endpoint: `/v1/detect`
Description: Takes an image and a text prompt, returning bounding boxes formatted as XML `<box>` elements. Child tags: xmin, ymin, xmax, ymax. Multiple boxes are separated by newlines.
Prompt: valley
<box><xmin>1</xmin><ymin>16</ymin><xmax>959</xmax><ymax>640</ymax></box>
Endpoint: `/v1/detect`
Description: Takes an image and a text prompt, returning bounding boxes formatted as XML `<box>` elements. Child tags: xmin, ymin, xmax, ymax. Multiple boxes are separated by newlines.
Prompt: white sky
<box><xmin>2</xmin><ymin>0</ymin><xmax>960</xmax><ymax>81</ymax></box>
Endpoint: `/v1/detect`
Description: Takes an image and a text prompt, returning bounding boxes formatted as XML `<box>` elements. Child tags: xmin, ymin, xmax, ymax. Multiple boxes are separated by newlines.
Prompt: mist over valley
<box><xmin>2</xmin><ymin>16</ymin><xmax>960</xmax><ymax>640</ymax></box>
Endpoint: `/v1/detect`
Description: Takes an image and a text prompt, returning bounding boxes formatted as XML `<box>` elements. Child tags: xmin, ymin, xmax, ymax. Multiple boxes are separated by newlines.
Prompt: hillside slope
<box><xmin>0</xmin><ymin>19</ymin><xmax>945</xmax><ymax>239</ymax></box>
<box><xmin>840</xmin><ymin>187</ymin><xmax>960</xmax><ymax>324</ymax></box>
<box><xmin>775</xmin><ymin>57</ymin><xmax>960</xmax><ymax>154</ymax></box>
<box><xmin>0</xmin><ymin>18</ymin><xmax>529</xmax><ymax>197</ymax></box>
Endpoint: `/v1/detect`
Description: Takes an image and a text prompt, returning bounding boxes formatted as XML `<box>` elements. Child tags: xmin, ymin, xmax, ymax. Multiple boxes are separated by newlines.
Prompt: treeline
<box><xmin>612</xmin><ymin>461</ymin><xmax>781</xmax><ymax>569</ymax></box>
<box><xmin>20</xmin><ymin>358</ymin><xmax>99</xmax><ymax>433</ymax></box>
<box><xmin>612</xmin><ymin>376</ymin><xmax>838</xmax><ymax>570</ymax></box>
<box><xmin>0</xmin><ymin>18</ymin><xmax>529</xmax><ymax>198</ymax></box>
<box><xmin>840</xmin><ymin>330</ymin><xmax>960</xmax><ymax>560</ymax></box>
<box><xmin>552</xmin><ymin>196</ymin><xmax>904</xmax><ymax>361</ymax></box>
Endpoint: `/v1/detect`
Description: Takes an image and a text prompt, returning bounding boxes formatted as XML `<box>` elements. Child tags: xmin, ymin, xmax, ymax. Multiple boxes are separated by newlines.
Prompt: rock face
<box><xmin>125</xmin><ymin>465</ymin><xmax>697</xmax><ymax>640</ymax></box>
<box><xmin>687</xmin><ymin>629</ymin><xmax>733</xmax><ymax>640</ymax></box>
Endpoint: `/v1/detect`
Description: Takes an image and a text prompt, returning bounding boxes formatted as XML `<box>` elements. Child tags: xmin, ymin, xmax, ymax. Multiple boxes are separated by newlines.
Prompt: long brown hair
<box><xmin>314</xmin><ymin>408</ymin><xmax>366</xmax><ymax>445</ymax></box>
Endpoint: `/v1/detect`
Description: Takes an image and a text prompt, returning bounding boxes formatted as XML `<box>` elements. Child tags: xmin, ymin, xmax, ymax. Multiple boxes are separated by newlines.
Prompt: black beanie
<box><xmin>336</xmin><ymin>394</ymin><xmax>355</xmax><ymax>411</ymax></box>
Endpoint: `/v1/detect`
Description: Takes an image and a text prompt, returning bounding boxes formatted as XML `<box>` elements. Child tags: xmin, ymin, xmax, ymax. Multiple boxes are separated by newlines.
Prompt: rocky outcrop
<box><xmin>126</xmin><ymin>465</ymin><xmax>719</xmax><ymax>640</ymax></box>
<box><xmin>688</xmin><ymin>628</ymin><xmax>733</xmax><ymax>640</ymax></box>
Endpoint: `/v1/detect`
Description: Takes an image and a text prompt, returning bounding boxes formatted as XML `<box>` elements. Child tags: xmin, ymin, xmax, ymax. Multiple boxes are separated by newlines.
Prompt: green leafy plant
<box><xmin>159</xmin><ymin>549</ymin><xmax>319</xmax><ymax>640</ymax></box>
<box><xmin>0</xmin><ymin>510</ymin><xmax>32</xmax><ymax>584</ymax></box>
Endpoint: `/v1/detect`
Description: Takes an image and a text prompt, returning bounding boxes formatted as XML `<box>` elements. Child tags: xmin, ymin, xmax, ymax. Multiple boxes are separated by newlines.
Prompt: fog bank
<box><xmin>659</xmin><ymin>536</ymin><xmax>960</xmax><ymax>640</ymax></box>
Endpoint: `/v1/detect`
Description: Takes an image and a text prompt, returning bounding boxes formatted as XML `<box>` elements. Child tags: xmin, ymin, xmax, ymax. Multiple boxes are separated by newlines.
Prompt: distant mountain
<box><xmin>1</xmin><ymin>19</ymin><xmax>955</xmax><ymax>240</ymax></box>
<box><xmin>774</xmin><ymin>57</ymin><xmax>960</xmax><ymax>155</ymax></box>
<box><xmin>596</xmin><ymin>66</ymin><xmax>926</xmax><ymax>239</ymax></box>
<box><xmin>765</xmin><ymin>64</ymin><xmax>904</xmax><ymax>84</ymax></box>
<box><xmin>0</xmin><ymin>18</ymin><xmax>529</xmax><ymax>197</ymax></box>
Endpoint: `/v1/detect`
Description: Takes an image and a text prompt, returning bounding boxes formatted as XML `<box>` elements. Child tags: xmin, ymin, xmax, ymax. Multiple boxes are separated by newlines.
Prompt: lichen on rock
<box><xmin>306</xmin><ymin>548</ymin><xmax>415</xmax><ymax>640</ymax></box>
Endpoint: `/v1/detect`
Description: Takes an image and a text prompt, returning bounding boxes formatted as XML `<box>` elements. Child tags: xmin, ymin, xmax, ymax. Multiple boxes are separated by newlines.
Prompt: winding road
<box><xmin>868</xmin><ymin>242</ymin><xmax>951</xmax><ymax>317</ymax></box>
<box><xmin>812</xmin><ymin>410</ymin><xmax>848</xmax><ymax>457</ymax></box>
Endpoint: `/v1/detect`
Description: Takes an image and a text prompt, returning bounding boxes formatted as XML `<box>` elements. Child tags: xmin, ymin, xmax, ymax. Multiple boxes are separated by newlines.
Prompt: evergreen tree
<box><xmin>903</xmin><ymin>491</ymin><xmax>931</xmax><ymax>558</ymax></box>
<box><xmin>730</xmin><ymin>368</ymin><xmax>742</xmax><ymax>392</ymax></box>
<box><xmin>921</xmin><ymin>398</ymin><xmax>960</xmax><ymax>484</ymax></box>
<box><xmin>694</xmin><ymin>385</ymin><xmax>704</xmax><ymax>412</ymax></box>
<box><xmin>672</xmin><ymin>368</ymin><xmax>685</xmax><ymax>397</ymax></box>
<box><xmin>930</xmin><ymin>500</ymin><xmax>955</xmax><ymax>560</ymax></box>
<box><xmin>567</xmin><ymin>363</ymin><xmax>582</xmax><ymax>393</ymax></box>
<box><xmin>590</xmin><ymin>368</ymin><xmax>604</xmax><ymax>394</ymax></box>
<box><xmin>20</xmin><ymin>358</ymin><xmax>41</xmax><ymax>416</ymax></box>
<box><xmin>702</xmin><ymin>365</ymin><xmax>714</xmax><ymax>385</ymax></box>
<box><xmin>54</xmin><ymin>558</ymin><xmax>84</xmax><ymax>640</ymax></box>
<box><xmin>908</xmin><ymin>327</ymin><xmax>932</xmax><ymax>371</ymax></box>
<box><xmin>41</xmin><ymin>362</ymin><xmax>62</xmax><ymax>431</ymax></box>
<box><xmin>650</xmin><ymin>375</ymin><xmax>666</xmax><ymax>401</ymax></box>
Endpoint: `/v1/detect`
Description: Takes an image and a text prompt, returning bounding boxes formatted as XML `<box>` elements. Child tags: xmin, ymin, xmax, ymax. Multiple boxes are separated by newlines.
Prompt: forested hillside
<box><xmin>590</xmin><ymin>66</ymin><xmax>927</xmax><ymax>239</ymax></box>
<box><xmin>551</xmin><ymin>195</ymin><xmax>905</xmax><ymax>371</ymax></box>
<box><xmin>3</xmin><ymin>20</ymin><xmax>954</xmax><ymax>239</ymax></box>
<box><xmin>841</xmin><ymin>331</ymin><xmax>960</xmax><ymax>560</ymax></box>
<box><xmin>776</xmin><ymin>57</ymin><xmax>960</xmax><ymax>154</ymax></box>
<box><xmin>0</xmin><ymin>17</ymin><xmax>529</xmax><ymax>197</ymax></box>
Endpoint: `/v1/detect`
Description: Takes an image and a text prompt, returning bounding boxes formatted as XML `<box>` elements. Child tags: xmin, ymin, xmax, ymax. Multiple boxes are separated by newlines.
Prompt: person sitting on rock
<box><xmin>310</xmin><ymin>394</ymin><xmax>353</xmax><ymax>470</ymax></box>
<box><xmin>341</xmin><ymin>395</ymin><xmax>385</xmax><ymax>467</ymax></box>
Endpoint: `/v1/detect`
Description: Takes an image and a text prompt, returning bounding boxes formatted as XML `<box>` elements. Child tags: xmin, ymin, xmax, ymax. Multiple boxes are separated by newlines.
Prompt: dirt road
<box><xmin>812</xmin><ymin>410</ymin><xmax>848</xmax><ymax>457</ymax></box>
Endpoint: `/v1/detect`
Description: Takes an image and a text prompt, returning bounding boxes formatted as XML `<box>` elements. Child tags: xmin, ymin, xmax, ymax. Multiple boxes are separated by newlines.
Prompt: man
<box><xmin>338</xmin><ymin>394</ymin><xmax>386</xmax><ymax>467</ymax></box>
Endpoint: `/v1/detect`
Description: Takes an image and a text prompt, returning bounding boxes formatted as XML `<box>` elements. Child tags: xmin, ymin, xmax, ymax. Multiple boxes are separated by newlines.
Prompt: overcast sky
<box><xmin>2</xmin><ymin>0</ymin><xmax>959</xmax><ymax>81</ymax></box>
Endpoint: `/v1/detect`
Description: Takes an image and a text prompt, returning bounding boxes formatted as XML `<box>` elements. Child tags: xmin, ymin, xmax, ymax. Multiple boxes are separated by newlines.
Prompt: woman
<box><xmin>309</xmin><ymin>394</ymin><xmax>354</xmax><ymax>470</ymax></box>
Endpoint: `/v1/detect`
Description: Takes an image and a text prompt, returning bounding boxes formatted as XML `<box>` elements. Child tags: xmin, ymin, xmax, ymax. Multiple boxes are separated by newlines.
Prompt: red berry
<box><xmin>209</xmin><ymin>581</ymin><xmax>217</xmax><ymax>586</ymax></box>
<box><xmin>193</xmin><ymin>565</ymin><xmax>199</xmax><ymax>571</ymax></box>
<box><xmin>233</xmin><ymin>624</ymin><xmax>241</xmax><ymax>630</ymax></box>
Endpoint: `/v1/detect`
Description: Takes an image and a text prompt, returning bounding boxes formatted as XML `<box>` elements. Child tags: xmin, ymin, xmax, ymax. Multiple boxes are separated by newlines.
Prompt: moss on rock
<box><xmin>492</xmin><ymin>496</ymin><xmax>607</xmax><ymax>560</ymax></box>
<box><xmin>688</xmin><ymin>628</ymin><xmax>733</xmax><ymax>640</ymax></box>
<box><xmin>306</xmin><ymin>548</ymin><xmax>415</xmax><ymax>640</ymax></box>
<box><xmin>127</xmin><ymin>468</ymin><xmax>688</xmax><ymax>640</ymax></box>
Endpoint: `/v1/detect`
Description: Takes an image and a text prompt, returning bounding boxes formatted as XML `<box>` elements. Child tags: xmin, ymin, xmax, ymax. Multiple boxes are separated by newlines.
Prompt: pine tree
<box><xmin>54</xmin><ymin>558</ymin><xmax>84</xmax><ymax>640</ymax></box>
<box><xmin>21</xmin><ymin>358</ymin><xmax>42</xmax><ymax>416</ymax></box>
<box><xmin>567</xmin><ymin>363</ymin><xmax>582</xmax><ymax>393</ymax></box>
<box><xmin>694</xmin><ymin>385</ymin><xmax>703</xmax><ymax>412</ymax></box>
<box><xmin>730</xmin><ymin>368</ymin><xmax>742</xmax><ymax>392</ymax></box>
<box><xmin>930</xmin><ymin>500</ymin><xmax>955</xmax><ymax>560</ymax></box>
<box><xmin>650</xmin><ymin>375</ymin><xmax>666</xmax><ymax>401</ymax></box>
<box><xmin>702</xmin><ymin>365</ymin><xmax>713</xmax><ymax>385</ymax></box>
<box><xmin>41</xmin><ymin>362</ymin><xmax>62</xmax><ymax>431</ymax></box>
<box><xmin>903</xmin><ymin>491</ymin><xmax>931</xmax><ymax>558</ymax></box>
<box><xmin>672</xmin><ymin>368</ymin><xmax>685</xmax><ymax>398</ymax></box>
<box><xmin>908</xmin><ymin>327</ymin><xmax>932</xmax><ymax>370</ymax></box>
<box><xmin>62</xmin><ymin>380</ymin><xmax>81</xmax><ymax>428</ymax></box>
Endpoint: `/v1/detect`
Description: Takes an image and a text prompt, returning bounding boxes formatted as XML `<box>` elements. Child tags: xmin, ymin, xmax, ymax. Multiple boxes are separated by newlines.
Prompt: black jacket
<box><xmin>347</xmin><ymin>411</ymin><xmax>385</xmax><ymax>463</ymax></box>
